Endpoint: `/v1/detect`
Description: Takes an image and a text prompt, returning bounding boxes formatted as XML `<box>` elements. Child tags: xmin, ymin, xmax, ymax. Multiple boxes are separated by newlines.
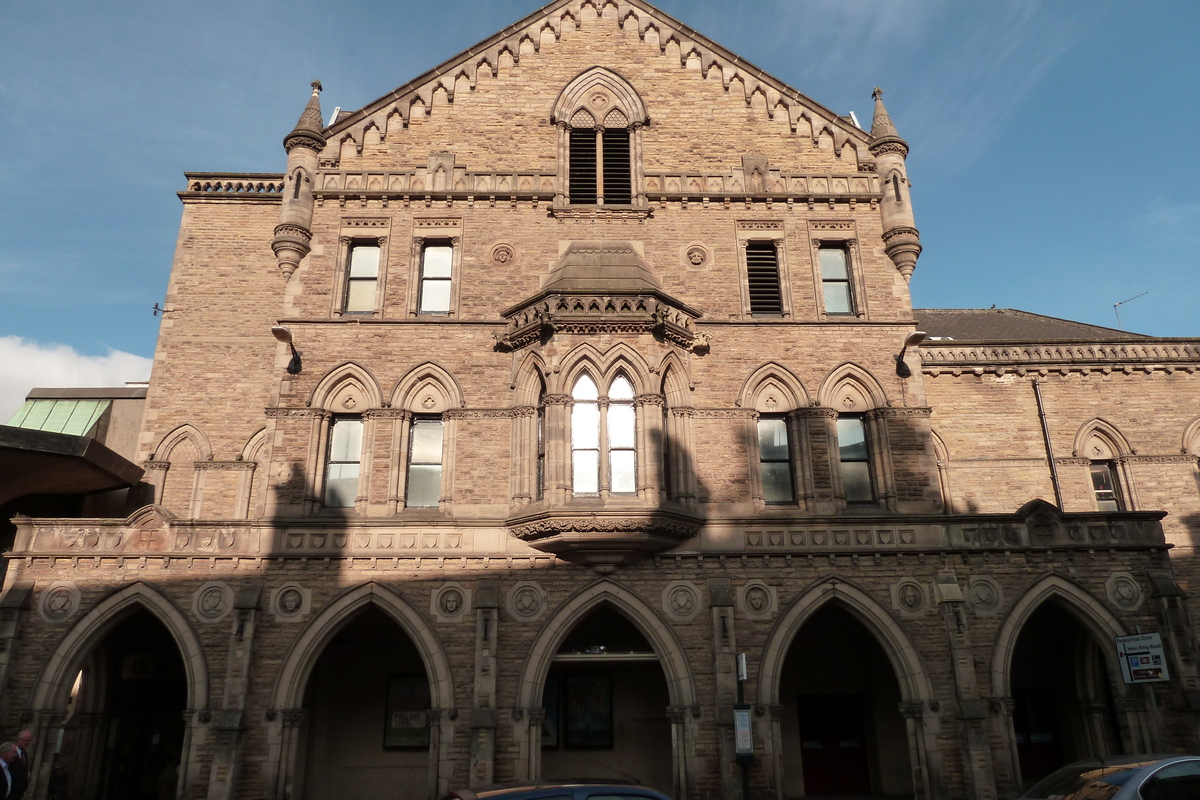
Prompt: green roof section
<box><xmin>7</xmin><ymin>399</ymin><xmax>109</xmax><ymax>437</ymax></box>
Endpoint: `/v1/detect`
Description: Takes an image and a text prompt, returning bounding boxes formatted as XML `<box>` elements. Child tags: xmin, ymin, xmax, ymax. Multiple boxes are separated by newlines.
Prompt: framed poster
<box><xmin>564</xmin><ymin>673</ymin><xmax>612</xmax><ymax>749</ymax></box>
<box><xmin>384</xmin><ymin>674</ymin><xmax>431</xmax><ymax>748</ymax></box>
<box><xmin>541</xmin><ymin>673</ymin><xmax>559</xmax><ymax>748</ymax></box>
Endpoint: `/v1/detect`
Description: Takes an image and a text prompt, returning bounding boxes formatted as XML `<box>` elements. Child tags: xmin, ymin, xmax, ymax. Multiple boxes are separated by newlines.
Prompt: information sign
<box><xmin>1115</xmin><ymin>632</ymin><xmax>1170</xmax><ymax>683</ymax></box>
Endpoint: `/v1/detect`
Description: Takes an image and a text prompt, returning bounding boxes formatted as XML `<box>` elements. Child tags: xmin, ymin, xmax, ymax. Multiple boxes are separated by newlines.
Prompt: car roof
<box><xmin>446</xmin><ymin>782</ymin><xmax>671</xmax><ymax>800</ymax></box>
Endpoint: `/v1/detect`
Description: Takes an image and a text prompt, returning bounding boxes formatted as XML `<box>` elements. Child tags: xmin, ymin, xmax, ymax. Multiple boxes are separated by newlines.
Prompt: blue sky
<box><xmin>1</xmin><ymin>0</ymin><xmax>1198</xmax><ymax>417</ymax></box>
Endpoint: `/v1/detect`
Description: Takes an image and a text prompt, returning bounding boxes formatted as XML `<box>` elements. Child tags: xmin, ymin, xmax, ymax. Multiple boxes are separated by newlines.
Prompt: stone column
<box><xmin>469</xmin><ymin>580</ymin><xmax>500</xmax><ymax>785</ymax></box>
<box><xmin>206</xmin><ymin>583</ymin><xmax>262</xmax><ymax>800</ymax></box>
<box><xmin>635</xmin><ymin>394</ymin><xmax>665</xmax><ymax>504</ymax></box>
<box><xmin>708</xmin><ymin>578</ymin><xmax>741</xmax><ymax>800</ymax></box>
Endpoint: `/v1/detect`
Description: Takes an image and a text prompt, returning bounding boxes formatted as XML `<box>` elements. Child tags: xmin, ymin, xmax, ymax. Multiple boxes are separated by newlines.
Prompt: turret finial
<box><xmin>870</xmin><ymin>87</ymin><xmax>899</xmax><ymax>140</ymax></box>
<box><xmin>284</xmin><ymin>80</ymin><xmax>327</xmax><ymax>152</ymax></box>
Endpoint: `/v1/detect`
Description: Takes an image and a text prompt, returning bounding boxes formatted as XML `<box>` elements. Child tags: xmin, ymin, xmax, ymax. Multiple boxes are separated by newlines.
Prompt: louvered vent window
<box><xmin>602</xmin><ymin>129</ymin><xmax>632</xmax><ymax>204</ymax></box>
<box><xmin>569</xmin><ymin>128</ymin><xmax>598</xmax><ymax>205</ymax></box>
<box><xmin>746</xmin><ymin>241</ymin><xmax>783</xmax><ymax>316</ymax></box>
<box><xmin>568</xmin><ymin>127</ymin><xmax>631</xmax><ymax>205</ymax></box>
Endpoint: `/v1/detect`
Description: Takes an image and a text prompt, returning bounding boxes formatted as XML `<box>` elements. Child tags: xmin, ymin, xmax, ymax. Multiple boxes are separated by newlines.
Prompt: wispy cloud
<box><xmin>1131</xmin><ymin>200</ymin><xmax>1200</xmax><ymax>250</ymax></box>
<box><xmin>0</xmin><ymin>337</ymin><xmax>153</xmax><ymax>422</ymax></box>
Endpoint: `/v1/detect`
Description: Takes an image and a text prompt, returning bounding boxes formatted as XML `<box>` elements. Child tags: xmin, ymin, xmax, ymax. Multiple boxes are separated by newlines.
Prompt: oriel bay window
<box><xmin>571</xmin><ymin>374</ymin><xmax>636</xmax><ymax>495</ymax></box>
<box><xmin>324</xmin><ymin>415</ymin><xmax>363</xmax><ymax>507</ymax></box>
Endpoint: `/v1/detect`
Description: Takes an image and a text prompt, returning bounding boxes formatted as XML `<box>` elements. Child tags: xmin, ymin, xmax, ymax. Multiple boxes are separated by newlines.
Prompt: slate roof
<box><xmin>912</xmin><ymin>308</ymin><xmax>1153</xmax><ymax>342</ymax></box>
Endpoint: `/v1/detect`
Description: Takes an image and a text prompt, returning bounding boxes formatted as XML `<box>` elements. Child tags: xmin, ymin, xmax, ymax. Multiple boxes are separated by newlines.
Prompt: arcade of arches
<box><xmin>9</xmin><ymin>575</ymin><xmax>1178</xmax><ymax>800</ymax></box>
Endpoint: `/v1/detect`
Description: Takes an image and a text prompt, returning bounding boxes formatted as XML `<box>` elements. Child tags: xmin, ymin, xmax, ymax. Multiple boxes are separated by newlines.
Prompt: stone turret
<box><xmin>869</xmin><ymin>88</ymin><xmax>922</xmax><ymax>282</ymax></box>
<box><xmin>272</xmin><ymin>81</ymin><xmax>327</xmax><ymax>278</ymax></box>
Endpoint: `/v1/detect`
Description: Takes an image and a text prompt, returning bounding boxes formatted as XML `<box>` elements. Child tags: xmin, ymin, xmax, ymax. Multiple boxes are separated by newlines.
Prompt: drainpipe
<box><xmin>1031</xmin><ymin>379</ymin><xmax>1064</xmax><ymax>508</ymax></box>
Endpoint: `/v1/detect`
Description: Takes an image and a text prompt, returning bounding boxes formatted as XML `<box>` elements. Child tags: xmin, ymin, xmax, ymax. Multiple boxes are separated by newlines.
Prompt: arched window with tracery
<box><xmin>571</xmin><ymin>373</ymin><xmax>636</xmax><ymax>495</ymax></box>
<box><xmin>553</xmin><ymin>67</ymin><xmax>648</xmax><ymax>207</ymax></box>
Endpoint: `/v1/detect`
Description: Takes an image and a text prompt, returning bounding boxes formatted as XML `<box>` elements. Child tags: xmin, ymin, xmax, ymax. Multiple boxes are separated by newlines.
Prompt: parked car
<box><xmin>1019</xmin><ymin>754</ymin><xmax>1200</xmax><ymax>800</ymax></box>
<box><xmin>445</xmin><ymin>781</ymin><xmax>673</xmax><ymax>800</ymax></box>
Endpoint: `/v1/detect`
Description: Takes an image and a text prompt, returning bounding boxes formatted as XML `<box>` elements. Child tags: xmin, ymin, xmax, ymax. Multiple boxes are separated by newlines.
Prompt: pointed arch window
<box><xmin>553</xmin><ymin>68</ymin><xmax>647</xmax><ymax>208</ymax></box>
<box><xmin>571</xmin><ymin>374</ymin><xmax>636</xmax><ymax>494</ymax></box>
<box><xmin>567</xmin><ymin>114</ymin><xmax>632</xmax><ymax>205</ymax></box>
<box><xmin>324</xmin><ymin>415</ymin><xmax>363</xmax><ymax>508</ymax></box>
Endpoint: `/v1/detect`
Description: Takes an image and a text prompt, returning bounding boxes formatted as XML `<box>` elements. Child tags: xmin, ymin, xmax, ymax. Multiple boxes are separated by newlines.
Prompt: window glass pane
<box><xmin>407</xmin><ymin>464</ymin><xmax>441</xmax><ymax>507</ymax></box>
<box><xmin>348</xmin><ymin>245</ymin><xmax>380</xmax><ymax>277</ymax></box>
<box><xmin>761</xmin><ymin>462</ymin><xmax>794</xmax><ymax>504</ymax></box>
<box><xmin>842</xmin><ymin>461</ymin><xmax>873</xmax><ymax>502</ymax></box>
<box><xmin>573</xmin><ymin>375</ymin><xmax>599</xmax><ymax>400</ymax></box>
<box><xmin>410</xmin><ymin>420</ymin><xmax>443</xmax><ymax>464</ymax></box>
<box><xmin>419</xmin><ymin>279</ymin><xmax>451</xmax><ymax>313</ymax></box>
<box><xmin>823</xmin><ymin>281</ymin><xmax>852</xmax><ymax>315</ymax></box>
<box><xmin>609</xmin><ymin>376</ymin><xmax>634</xmax><ymax>400</ymax></box>
<box><xmin>573</xmin><ymin>451</ymin><xmax>599</xmax><ymax>493</ymax></box>
<box><xmin>572</xmin><ymin>402</ymin><xmax>599</xmax><ymax>449</ymax></box>
<box><xmin>837</xmin><ymin>418</ymin><xmax>868</xmax><ymax>461</ymax></box>
<box><xmin>329</xmin><ymin>418</ymin><xmax>363</xmax><ymax>462</ymax></box>
<box><xmin>422</xmin><ymin>245</ymin><xmax>453</xmax><ymax>278</ymax></box>
<box><xmin>819</xmin><ymin>248</ymin><xmax>848</xmax><ymax>279</ymax></box>
<box><xmin>608</xmin><ymin>404</ymin><xmax>636</xmax><ymax>448</ymax></box>
<box><xmin>325</xmin><ymin>463</ymin><xmax>360</xmax><ymax>507</ymax></box>
<box><xmin>758</xmin><ymin>418</ymin><xmax>790</xmax><ymax>461</ymax></box>
<box><xmin>610</xmin><ymin>450</ymin><xmax>636</xmax><ymax>493</ymax></box>
<box><xmin>345</xmin><ymin>280</ymin><xmax>376</xmax><ymax>312</ymax></box>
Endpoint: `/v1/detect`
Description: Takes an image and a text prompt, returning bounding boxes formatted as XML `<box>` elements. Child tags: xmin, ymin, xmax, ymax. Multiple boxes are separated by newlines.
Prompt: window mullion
<box><xmin>598</xmin><ymin>398</ymin><xmax>610</xmax><ymax>496</ymax></box>
<box><xmin>595</xmin><ymin>128</ymin><xmax>605</xmax><ymax>205</ymax></box>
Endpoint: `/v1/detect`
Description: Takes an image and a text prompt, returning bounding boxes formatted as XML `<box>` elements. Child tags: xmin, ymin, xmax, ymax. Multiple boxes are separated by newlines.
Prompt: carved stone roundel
<box><xmin>41</xmin><ymin>583</ymin><xmax>80</xmax><ymax>622</ymax></box>
<box><xmin>193</xmin><ymin>581</ymin><xmax>233</xmax><ymax>622</ymax></box>
<box><xmin>492</xmin><ymin>244</ymin><xmax>515</xmax><ymax>265</ymax></box>
<box><xmin>277</xmin><ymin>588</ymin><xmax>304</xmax><ymax>617</ymax></box>
<box><xmin>968</xmin><ymin>580</ymin><xmax>1000</xmax><ymax>614</ymax></box>
<box><xmin>686</xmin><ymin>246</ymin><xmax>706</xmax><ymax>267</ymax></box>
<box><xmin>507</xmin><ymin>581</ymin><xmax>547</xmax><ymax>621</ymax></box>
<box><xmin>662</xmin><ymin>581</ymin><xmax>702</xmax><ymax>622</ymax></box>
<box><xmin>1107</xmin><ymin>573</ymin><xmax>1142</xmax><ymax>610</ymax></box>
<box><xmin>746</xmin><ymin>586</ymin><xmax>769</xmax><ymax>611</ymax></box>
<box><xmin>439</xmin><ymin>588</ymin><xmax>463</xmax><ymax>615</ymax></box>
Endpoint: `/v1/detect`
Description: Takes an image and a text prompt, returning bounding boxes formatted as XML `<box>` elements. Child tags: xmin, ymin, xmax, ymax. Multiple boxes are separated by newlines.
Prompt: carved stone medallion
<box><xmin>966</xmin><ymin>577</ymin><xmax>1003</xmax><ymax>616</ymax></box>
<box><xmin>432</xmin><ymin>583</ymin><xmax>471</xmax><ymax>623</ymax></box>
<box><xmin>272</xmin><ymin>583</ymin><xmax>310</xmax><ymax>622</ymax></box>
<box><xmin>506</xmin><ymin>581</ymin><xmax>547</xmax><ymax>621</ymax></box>
<box><xmin>891</xmin><ymin>580</ymin><xmax>927</xmax><ymax>616</ymax></box>
<box><xmin>662</xmin><ymin>581</ymin><xmax>702</xmax><ymax>622</ymax></box>
<box><xmin>737</xmin><ymin>581</ymin><xmax>777</xmax><ymax>620</ymax></box>
<box><xmin>192</xmin><ymin>581</ymin><xmax>234</xmax><ymax>623</ymax></box>
<box><xmin>1106</xmin><ymin>572</ymin><xmax>1143</xmax><ymax>611</ymax></box>
<box><xmin>39</xmin><ymin>582</ymin><xmax>81</xmax><ymax>623</ymax></box>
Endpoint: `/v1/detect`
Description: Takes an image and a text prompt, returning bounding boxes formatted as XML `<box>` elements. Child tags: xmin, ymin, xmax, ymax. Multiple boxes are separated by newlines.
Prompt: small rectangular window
<box><xmin>406</xmin><ymin>417</ymin><xmax>443</xmax><ymax>507</ymax></box>
<box><xmin>343</xmin><ymin>243</ymin><xmax>381</xmax><ymax>313</ymax></box>
<box><xmin>820</xmin><ymin>247</ymin><xmax>854</xmax><ymax>315</ymax></box>
<box><xmin>746</xmin><ymin>241</ymin><xmax>783</xmax><ymax>316</ymax></box>
<box><xmin>1090</xmin><ymin>462</ymin><xmax>1123</xmax><ymax>512</ymax></box>
<box><xmin>324</xmin><ymin>416</ymin><xmax>363</xmax><ymax>507</ymax></box>
<box><xmin>758</xmin><ymin>416</ymin><xmax>794</xmax><ymax>504</ymax></box>
<box><xmin>836</xmin><ymin>416</ymin><xmax>873</xmax><ymax>503</ymax></box>
<box><xmin>418</xmin><ymin>242</ymin><xmax>453</xmax><ymax>315</ymax></box>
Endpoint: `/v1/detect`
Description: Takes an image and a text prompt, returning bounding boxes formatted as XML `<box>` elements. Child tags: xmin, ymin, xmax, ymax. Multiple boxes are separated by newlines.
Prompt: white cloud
<box><xmin>0</xmin><ymin>337</ymin><xmax>152</xmax><ymax>423</ymax></box>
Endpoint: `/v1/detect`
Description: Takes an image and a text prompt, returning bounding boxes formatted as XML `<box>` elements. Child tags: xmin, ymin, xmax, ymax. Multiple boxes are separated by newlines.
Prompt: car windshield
<box><xmin>1021</xmin><ymin>761</ymin><xmax>1157</xmax><ymax>800</ymax></box>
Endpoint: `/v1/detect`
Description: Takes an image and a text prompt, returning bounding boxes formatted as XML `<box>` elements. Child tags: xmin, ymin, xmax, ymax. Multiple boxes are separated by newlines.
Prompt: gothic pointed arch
<box><xmin>817</xmin><ymin>362</ymin><xmax>889</xmax><ymax>411</ymax></box>
<box><xmin>557</xmin><ymin>342</ymin><xmax>652</xmax><ymax>395</ymax></box>
<box><xmin>990</xmin><ymin>573</ymin><xmax>1129</xmax><ymax>699</ymax></box>
<box><xmin>272</xmin><ymin>581</ymin><xmax>455</xmax><ymax>711</ymax></box>
<box><xmin>308</xmin><ymin>362</ymin><xmax>384</xmax><ymax>412</ymax></box>
<box><xmin>1182</xmin><ymin>415</ymin><xmax>1200</xmax><ymax>455</ymax></box>
<box><xmin>551</xmin><ymin>67</ymin><xmax>648</xmax><ymax>126</ymax></box>
<box><xmin>737</xmin><ymin>362</ymin><xmax>810</xmax><ymax>411</ymax></box>
<box><xmin>513</xmin><ymin>352</ymin><xmax>549</xmax><ymax>407</ymax></box>
<box><xmin>241</xmin><ymin>427</ymin><xmax>268</xmax><ymax>462</ymax></box>
<box><xmin>1072</xmin><ymin>417</ymin><xmax>1135</xmax><ymax>459</ymax></box>
<box><xmin>757</xmin><ymin>577</ymin><xmax>934</xmax><ymax>707</ymax></box>
<box><xmin>515</xmin><ymin>579</ymin><xmax>695</xmax><ymax>709</ymax></box>
<box><xmin>391</xmin><ymin>362</ymin><xmax>466</xmax><ymax>412</ymax></box>
<box><xmin>32</xmin><ymin>581</ymin><xmax>209</xmax><ymax>712</ymax></box>
<box><xmin>658</xmin><ymin>353</ymin><xmax>691</xmax><ymax>406</ymax></box>
<box><xmin>153</xmin><ymin>423</ymin><xmax>212</xmax><ymax>461</ymax></box>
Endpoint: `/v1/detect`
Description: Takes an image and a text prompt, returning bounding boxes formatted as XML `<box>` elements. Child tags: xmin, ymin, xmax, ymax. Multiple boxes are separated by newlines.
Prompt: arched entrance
<box><xmin>1009</xmin><ymin>600</ymin><xmax>1123</xmax><ymax>783</ymax></box>
<box><xmin>778</xmin><ymin>604</ymin><xmax>912</xmax><ymax>798</ymax></box>
<box><xmin>540</xmin><ymin>603</ymin><xmax>672</xmax><ymax>793</ymax></box>
<box><xmin>298</xmin><ymin>606</ymin><xmax>431</xmax><ymax>800</ymax></box>
<box><xmin>53</xmin><ymin>609</ymin><xmax>188</xmax><ymax>800</ymax></box>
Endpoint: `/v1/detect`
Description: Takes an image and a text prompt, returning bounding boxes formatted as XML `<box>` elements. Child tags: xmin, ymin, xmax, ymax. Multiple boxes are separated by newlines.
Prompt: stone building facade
<box><xmin>2</xmin><ymin>2</ymin><xmax>1200</xmax><ymax>800</ymax></box>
